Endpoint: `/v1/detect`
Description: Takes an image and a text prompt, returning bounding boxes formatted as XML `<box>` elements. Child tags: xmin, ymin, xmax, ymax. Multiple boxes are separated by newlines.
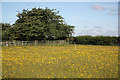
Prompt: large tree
<box><xmin>12</xmin><ymin>7</ymin><xmax>75</xmax><ymax>41</ymax></box>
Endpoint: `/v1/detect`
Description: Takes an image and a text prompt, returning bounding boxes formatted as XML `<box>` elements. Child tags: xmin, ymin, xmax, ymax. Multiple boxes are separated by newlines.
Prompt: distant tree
<box><xmin>72</xmin><ymin>35</ymin><xmax>118</xmax><ymax>46</ymax></box>
<box><xmin>73</xmin><ymin>36</ymin><xmax>92</xmax><ymax>44</ymax></box>
<box><xmin>12</xmin><ymin>7</ymin><xmax>75</xmax><ymax>41</ymax></box>
<box><xmin>0</xmin><ymin>23</ymin><xmax>13</xmax><ymax>41</ymax></box>
<box><xmin>118</xmin><ymin>36</ymin><xmax>120</xmax><ymax>46</ymax></box>
<box><xmin>0</xmin><ymin>24</ymin><xmax>1</xmax><ymax>41</ymax></box>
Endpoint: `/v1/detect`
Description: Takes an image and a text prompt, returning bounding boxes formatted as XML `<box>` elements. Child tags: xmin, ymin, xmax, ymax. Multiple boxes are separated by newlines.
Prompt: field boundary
<box><xmin>1</xmin><ymin>40</ymin><xmax>68</xmax><ymax>46</ymax></box>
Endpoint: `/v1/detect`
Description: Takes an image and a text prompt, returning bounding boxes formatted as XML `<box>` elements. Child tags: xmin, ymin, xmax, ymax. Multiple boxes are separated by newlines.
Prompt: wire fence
<box><xmin>1</xmin><ymin>40</ymin><xmax>69</xmax><ymax>47</ymax></box>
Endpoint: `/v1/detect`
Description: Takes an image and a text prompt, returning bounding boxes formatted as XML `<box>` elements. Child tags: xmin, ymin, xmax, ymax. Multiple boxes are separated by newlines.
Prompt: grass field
<box><xmin>2</xmin><ymin>45</ymin><xmax>118</xmax><ymax>78</ymax></box>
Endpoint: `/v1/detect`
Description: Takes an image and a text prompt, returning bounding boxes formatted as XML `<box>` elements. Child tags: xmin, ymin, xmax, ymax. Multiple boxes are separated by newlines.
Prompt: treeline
<box><xmin>1</xmin><ymin>23</ymin><xmax>119</xmax><ymax>46</ymax></box>
<box><xmin>70</xmin><ymin>36</ymin><xmax>119</xmax><ymax>46</ymax></box>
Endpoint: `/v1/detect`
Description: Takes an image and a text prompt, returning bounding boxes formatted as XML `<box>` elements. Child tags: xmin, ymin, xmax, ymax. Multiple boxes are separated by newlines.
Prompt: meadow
<box><xmin>2</xmin><ymin>45</ymin><xmax>118</xmax><ymax>78</ymax></box>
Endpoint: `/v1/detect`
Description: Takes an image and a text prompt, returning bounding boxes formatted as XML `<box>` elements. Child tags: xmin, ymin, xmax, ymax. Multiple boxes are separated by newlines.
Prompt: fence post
<box><xmin>18</xmin><ymin>41</ymin><xmax>19</xmax><ymax>46</ymax></box>
<box><xmin>29</xmin><ymin>41</ymin><xmax>30</xmax><ymax>46</ymax></box>
<box><xmin>22</xmin><ymin>41</ymin><xmax>23</xmax><ymax>46</ymax></box>
<box><xmin>64</xmin><ymin>40</ymin><xmax>66</xmax><ymax>44</ymax></box>
<box><xmin>6</xmin><ymin>41</ymin><xmax>8</xmax><ymax>47</ymax></box>
<box><xmin>0</xmin><ymin>42</ymin><xmax>2</xmax><ymax>46</ymax></box>
<box><xmin>14</xmin><ymin>41</ymin><xmax>16</xmax><ymax>46</ymax></box>
<box><xmin>35</xmin><ymin>40</ymin><xmax>37</xmax><ymax>46</ymax></box>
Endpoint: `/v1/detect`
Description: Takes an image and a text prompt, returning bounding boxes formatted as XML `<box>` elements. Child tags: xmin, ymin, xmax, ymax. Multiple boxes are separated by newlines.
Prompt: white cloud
<box><xmin>75</xmin><ymin>29</ymin><xmax>103</xmax><ymax>36</ymax></box>
<box><xmin>110</xmin><ymin>9</ymin><xmax>118</xmax><ymax>12</ymax></box>
<box><xmin>92</xmin><ymin>5</ymin><xmax>106</xmax><ymax>10</ymax></box>
<box><xmin>92</xmin><ymin>4</ymin><xmax>119</xmax><ymax>16</ymax></box>
<box><xmin>107</xmin><ymin>12</ymin><xmax>120</xmax><ymax>16</ymax></box>
<box><xmin>107</xmin><ymin>12</ymin><xmax>116</xmax><ymax>16</ymax></box>
<box><xmin>93</xmin><ymin>26</ymin><xmax>102</xmax><ymax>29</ymax></box>
<box><xmin>104</xmin><ymin>30</ymin><xmax>118</xmax><ymax>36</ymax></box>
<box><xmin>74</xmin><ymin>29</ymin><xmax>118</xmax><ymax>36</ymax></box>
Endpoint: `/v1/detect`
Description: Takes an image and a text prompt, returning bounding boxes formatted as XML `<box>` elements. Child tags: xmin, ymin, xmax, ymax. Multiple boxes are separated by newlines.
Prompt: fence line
<box><xmin>1</xmin><ymin>40</ymin><xmax>68</xmax><ymax>46</ymax></box>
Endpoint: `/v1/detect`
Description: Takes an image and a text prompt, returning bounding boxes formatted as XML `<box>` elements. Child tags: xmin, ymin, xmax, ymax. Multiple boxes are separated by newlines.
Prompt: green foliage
<box><xmin>0</xmin><ymin>23</ymin><xmax>14</xmax><ymax>41</ymax></box>
<box><xmin>118</xmin><ymin>36</ymin><xmax>120</xmax><ymax>46</ymax></box>
<box><xmin>73</xmin><ymin>36</ymin><xmax>92</xmax><ymax>44</ymax></box>
<box><xmin>12</xmin><ymin>7</ymin><xmax>74</xmax><ymax>41</ymax></box>
<box><xmin>72</xmin><ymin>36</ymin><xmax>118</xmax><ymax>46</ymax></box>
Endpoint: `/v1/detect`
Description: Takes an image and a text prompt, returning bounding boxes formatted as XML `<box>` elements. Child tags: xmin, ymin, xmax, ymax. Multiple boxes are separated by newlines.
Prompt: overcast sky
<box><xmin>2</xmin><ymin>2</ymin><xmax>118</xmax><ymax>36</ymax></box>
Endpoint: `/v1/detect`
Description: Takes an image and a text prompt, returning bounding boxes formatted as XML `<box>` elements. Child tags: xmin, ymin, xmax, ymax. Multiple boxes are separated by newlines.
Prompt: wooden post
<box><xmin>18</xmin><ymin>41</ymin><xmax>19</xmax><ymax>46</ymax></box>
<box><xmin>10</xmin><ymin>42</ymin><xmax>11</xmax><ymax>46</ymax></box>
<box><xmin>6</xmin><ymin>41</ymin><xmax>8</xmax><ymax>47</ymax></box>
<box><xmin>22</xmin><ymin>41</ymin><xmax>23</xmax><ymax>46</ymax></box>
<box><xmin>5</xmin><ymin>41</ymin><xmax>7</xmax><ymax>46</ymax></box>
<box><xmin>0</xmin><ymin>42</ymin><xmax>2</xmax><ymax>46</ymax></box>
<box><xmin>14</xmin><ymin>41</ymin><xmax>16</xmax><ymax>46</ymax></box>
<box><xmin>35</xmin><ymin>40</ymin><xmax>37</xmax><ymax>46</ymax></box>
<box><xmin>29</xmin><ymin>41</ymin><xmax>30</xmax><ymax>46</ymax></box>
<box><xmin>64</xmin><ymin>40</ymin><xmax>66</xmax><ymax>44</ymax></box>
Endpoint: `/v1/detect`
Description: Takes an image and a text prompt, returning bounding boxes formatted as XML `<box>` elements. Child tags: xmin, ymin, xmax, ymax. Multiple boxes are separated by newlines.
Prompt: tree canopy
<box><xmin>0</xmin><ymin>23</ymin><xmax>13</xmax><ymax>41</ymax></box>
<box><xmin>12</xmin><ymin>7</ymin><xmax>75</xmax><ymax>41</ymax></box>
